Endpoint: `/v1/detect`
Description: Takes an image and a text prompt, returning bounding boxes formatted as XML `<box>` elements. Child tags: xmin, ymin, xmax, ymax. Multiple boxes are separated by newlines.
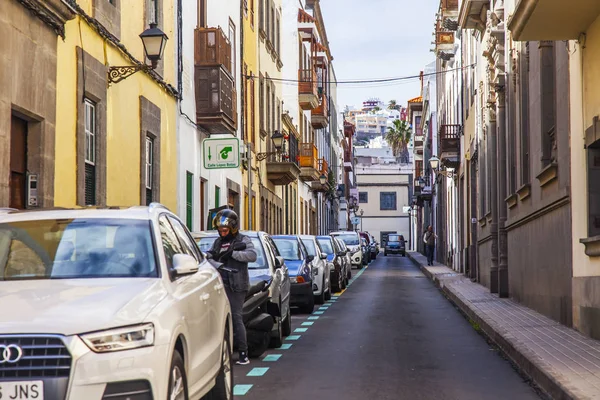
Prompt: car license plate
<box><xmin>0</xmin><ymin>381</ymin><xmax>43</xmax><ymax>399</ymax></box>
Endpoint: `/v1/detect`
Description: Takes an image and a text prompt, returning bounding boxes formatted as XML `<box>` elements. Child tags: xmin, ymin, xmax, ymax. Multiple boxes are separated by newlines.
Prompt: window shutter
<box><xmin>85</xmin><ymin>163</ymin><xmax>96</xmax><ymax>205</ymax></box>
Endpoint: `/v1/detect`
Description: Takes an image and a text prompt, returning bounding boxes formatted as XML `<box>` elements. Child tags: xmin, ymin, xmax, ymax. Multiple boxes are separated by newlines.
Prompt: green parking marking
<box><xmin>286</xmin><ymin>335</ymin><xmax>301</xmax><ymax>340</ymax></box>
<box><xmin>308</xmin><ymin>316</ymin><xmax>320</xmax><ymax>320</ymax></box>
<box><xmin>279</xmin><ymin>343</ymin><xmax>293</xmax><ymax>349</ymax></box>
<box><xmin>263</xmin><ymin>354</ymin><xmax>282</xmax><ymax>362</ymax></box>
<box><xmin>322</xmin><ymin>303</ymin><xmax>332</xmax><ymax>306</ymax></box>
<box><xmin>318</xmin><ymin>307</ymin><xmax>328</xmax><ymax>311</ymax></box>
<box><xmin>294</xmin><ymin>328</ymin><xmax>308</xmax><ymax>333</ymax></box>
<box><xmin>247</xmin><ymin>367</ymin><xmax>269</xmax><ymax>377</ymax></box>
<box><xmin>302</xmin><ymin>321</ymin><xmax>314</xmax><ymax>326</ymax></box>
<box><xmin>313</xmin><ymin>311</ymin><xmax>324</xmax><ymax>315</ymax></box>
<box><xmin>234</xmin><ymin>385</ymin><xmax>253</xmax><ymax>395</ymax></box>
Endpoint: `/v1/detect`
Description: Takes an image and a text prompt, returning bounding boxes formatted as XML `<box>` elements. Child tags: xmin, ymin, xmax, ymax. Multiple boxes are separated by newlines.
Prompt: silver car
<box><xmin>299</xmin><ymin>235</ymin><xmax>331</xmax><ymax>304</ymax></box>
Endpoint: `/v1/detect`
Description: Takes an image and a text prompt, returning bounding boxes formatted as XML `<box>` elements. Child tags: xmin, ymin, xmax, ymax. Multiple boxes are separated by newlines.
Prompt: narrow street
<box><xmin>233</xmin><ymin>255</ymin><xmax>542</xmax><ymax>399</ymax></box>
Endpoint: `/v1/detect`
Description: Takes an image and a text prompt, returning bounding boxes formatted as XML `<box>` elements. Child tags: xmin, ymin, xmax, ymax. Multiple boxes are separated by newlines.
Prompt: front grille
<box><xmin>0</xmin><ymin>336</ymin><xmax>72</xmax><ymax>379</ymax></box>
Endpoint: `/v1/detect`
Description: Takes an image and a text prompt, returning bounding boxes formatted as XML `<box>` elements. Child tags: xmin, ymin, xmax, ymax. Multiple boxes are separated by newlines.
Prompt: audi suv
<box><xmin>0</xmin><ymin>204</ymin><xmax>233</xmax><ymax>400</ymax></box>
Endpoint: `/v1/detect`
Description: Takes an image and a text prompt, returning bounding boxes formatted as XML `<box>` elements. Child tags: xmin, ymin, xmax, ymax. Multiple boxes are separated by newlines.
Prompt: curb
<box><xmin>407</xmin><ymin>252</ymin><xmax>572</xmax><ymax>400</ymax></box>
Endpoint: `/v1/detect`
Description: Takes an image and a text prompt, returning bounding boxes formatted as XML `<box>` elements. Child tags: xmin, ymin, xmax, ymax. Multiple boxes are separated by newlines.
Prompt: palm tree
<box><xmin>386</xmin><ymin>119</ymin><xmax>412</xmax><ymax>157</ymax></box>
<box><xmin>372</xmin><ymin>106</ymin><xmax>382</xmax><ymax>113</ymax></box>
<box><xmin>388</xmin><ymin>100</ymin><xmax>398</xmax><ymax>110</ymax></box>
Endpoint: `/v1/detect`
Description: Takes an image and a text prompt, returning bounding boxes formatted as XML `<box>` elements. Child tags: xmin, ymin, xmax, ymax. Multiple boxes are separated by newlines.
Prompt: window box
<box><xmin>580</xmin><ymin>236</ymin><xmax>600</xmax><ymax>257</ymax></box>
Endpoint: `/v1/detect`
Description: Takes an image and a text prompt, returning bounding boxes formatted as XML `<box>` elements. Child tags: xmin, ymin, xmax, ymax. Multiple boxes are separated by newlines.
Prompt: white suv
<box><xmin>331</xmin><ymin>231</ymin><xmax>362</xmax><ymax>268</ymax></box>
<box><xmin>0</xmin><ymin>204</ymin><xmax>232</xmax><ymax>400</ymax></box>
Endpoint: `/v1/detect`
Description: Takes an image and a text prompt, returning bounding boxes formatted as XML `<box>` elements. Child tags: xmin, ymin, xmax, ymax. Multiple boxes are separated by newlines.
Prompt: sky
<box><xmin>319</xmin><ymin>0</ymin><xmax>439</xmax><ymax>111</ymax></box>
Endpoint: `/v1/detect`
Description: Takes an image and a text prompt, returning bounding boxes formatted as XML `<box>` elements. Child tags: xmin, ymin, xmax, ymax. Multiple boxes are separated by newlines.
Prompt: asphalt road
<box><xmin>232</xmin><ymin>254</ymin><xmax>542</xmax><ymax>399</ymax></box>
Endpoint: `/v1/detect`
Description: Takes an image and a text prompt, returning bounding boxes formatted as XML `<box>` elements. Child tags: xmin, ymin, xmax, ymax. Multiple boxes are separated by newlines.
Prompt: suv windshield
<box><xmin>333</xmin><ymin>234</ymin><xmax>359</xmax><ymax>246</ymax></box>
<box><xmin>197</xmin><ymin>236</ymin><xmax>267</xmax><ymax>270</ymax></box>
<box><xmin>0</xmin><ymin>218</ymin><xmax>157</xmax><ymax>280</ymax></box>
<box><xmin>317</xmin><ymin>238</ymin><xmax>334</xmax><ymax>255</ymax></box>
<box><xmin>272</xmin><ymin>238</ymin><xmax>301</xmax><ymax>261</ymax></box>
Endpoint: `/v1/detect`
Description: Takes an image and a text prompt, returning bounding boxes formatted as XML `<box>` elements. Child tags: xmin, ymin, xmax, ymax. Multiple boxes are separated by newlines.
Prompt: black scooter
<box><xmin>214</xmin><ymin>263</ymin><xmax>274</xmax><ymax>358</ymax></box>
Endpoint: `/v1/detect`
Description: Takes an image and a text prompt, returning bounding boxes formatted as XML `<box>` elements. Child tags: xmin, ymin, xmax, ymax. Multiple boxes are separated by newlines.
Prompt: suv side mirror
<box><xmin>275</xmin><ymin>256</ymin><xmax>284</xmax><ymax>269</ymax></box>
<box><xmin>173</xmin><ymin>254</ymin><xmax>199</xmax><ymax>276</ymax></box>
<box><xmin>320</xmin><ymin>252</ymin><xmax>327</xmax><ymax>260</ymax></box>
<box><xmin>306</xmin><ymin>255</ymin><xmax>315</xmax><ymax>263</ymax></box>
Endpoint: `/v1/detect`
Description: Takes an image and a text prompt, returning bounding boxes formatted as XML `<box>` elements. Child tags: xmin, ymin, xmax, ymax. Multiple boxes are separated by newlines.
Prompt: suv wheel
<box><xmin>168</xmin><ymin>350</ymin><xmax>188</xmax><ymax>400</ymax></box>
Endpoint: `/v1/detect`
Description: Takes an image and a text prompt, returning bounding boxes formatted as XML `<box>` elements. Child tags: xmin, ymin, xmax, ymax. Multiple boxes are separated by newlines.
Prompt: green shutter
<box><xmin>186</xmin><ymin>172</ymin><xmax>193</xmax><ymax>230</ymax></box>
<box><xmin>215</xmin><ymin>186</ymin><xmax>220</xmax><ymax>208</ymax></box>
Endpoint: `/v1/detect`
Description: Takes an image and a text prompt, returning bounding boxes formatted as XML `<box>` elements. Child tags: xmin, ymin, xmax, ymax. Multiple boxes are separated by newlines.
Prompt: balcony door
<box><xmin>10</xmin><ymin>116</ymin><xmax>28</xmax><ymax>209</ymax></box>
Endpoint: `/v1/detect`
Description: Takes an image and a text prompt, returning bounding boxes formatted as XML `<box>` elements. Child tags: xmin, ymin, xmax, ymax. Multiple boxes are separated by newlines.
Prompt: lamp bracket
<box><xmin>108</xmin><ymin>65</ymin><xmax>152</xmax><ymax>85</ymax></box>
<box><xmin>256</xmin><ymin>150</ymin><xmax>281</xmax><ymax>162</ymax></box>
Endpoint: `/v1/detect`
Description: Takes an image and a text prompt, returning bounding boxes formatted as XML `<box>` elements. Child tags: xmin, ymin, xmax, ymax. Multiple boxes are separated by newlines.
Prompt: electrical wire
<box><xmin>243</xmin><ymin>63</ymin><xmax>476</xmax><ymax>85</ymax></box>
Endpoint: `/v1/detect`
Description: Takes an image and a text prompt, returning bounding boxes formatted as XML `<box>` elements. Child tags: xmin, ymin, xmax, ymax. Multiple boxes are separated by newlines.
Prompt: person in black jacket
<box><xmin>206</xmin><ymin>210</ymin><xmax>257</xmax><ymax>365</ymax></box>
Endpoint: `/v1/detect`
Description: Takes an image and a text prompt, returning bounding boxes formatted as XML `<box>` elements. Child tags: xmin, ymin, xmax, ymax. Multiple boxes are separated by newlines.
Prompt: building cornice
<box><xmin>63</xmin><ymin>0</ymin><xmax>179</xmax><ymax>98</ymax></box>
<box><xmin>17</xmin><ymin>0</ymin><xmax>76</xmax><ymax>38</ymax></box>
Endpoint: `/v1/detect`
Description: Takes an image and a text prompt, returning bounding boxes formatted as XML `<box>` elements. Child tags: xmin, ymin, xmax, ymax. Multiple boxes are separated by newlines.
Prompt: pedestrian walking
<box><xmin>206</xmin><ymin>209</ymin><xmax>257</xmax><ymax>365</ymax></box>
<box><xmin>423</xmin><ymin>226</ymin><xmax>437</xmax><ymax>266</ymax></box>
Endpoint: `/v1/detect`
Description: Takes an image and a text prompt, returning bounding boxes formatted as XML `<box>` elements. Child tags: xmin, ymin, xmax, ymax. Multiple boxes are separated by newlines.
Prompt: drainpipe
<box><xmin>240</xmin><ymin>0</ymin><xmax>252</xmax><ymax>230</ymax></box>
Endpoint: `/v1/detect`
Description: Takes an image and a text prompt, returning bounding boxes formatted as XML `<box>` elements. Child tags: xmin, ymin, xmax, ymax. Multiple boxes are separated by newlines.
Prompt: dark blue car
<box><xmin>272</xmin><ymin>235</ymin><xmax>315</xmax><ymax>314</ymax></box>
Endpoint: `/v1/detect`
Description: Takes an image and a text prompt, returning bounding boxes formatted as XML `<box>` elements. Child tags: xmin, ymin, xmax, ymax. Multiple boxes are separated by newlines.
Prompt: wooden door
<box><xmin>10</xmin><ymin>116</ymin><xmax>27</xmax><ymax>209</ymax></box>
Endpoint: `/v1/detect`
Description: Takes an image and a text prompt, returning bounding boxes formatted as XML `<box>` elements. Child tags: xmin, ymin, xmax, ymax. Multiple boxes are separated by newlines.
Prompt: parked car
<box><xmin>359</xmin><ymin>232</ymin><xmax>377</xmax><ymax>261</ymax></box>
<box><xmin>333</xmin><ymin>237</ymin><xmax>352</xmax><ymax>281</ymax></box>
<box><xmin>272</xmin><ymin>235</ymin><xmax>315</xmax><ymax>313</ymax></box>
<box><xmin>384</xmin><ymin>233</ymin><xmax>406</xmax><ymax>257</ymax></box>
<box><xmin>331</xmin><ymin>231</ymin><xmax>363</xmax><ymax>268</ymax></box>
<box><xmin>194</xmin><ymin>230</ymin><xmax>292</xmax><ymax>346</ymax></box>
<box><xmin>299</xmin><ymin>235</ymin><xmax>331</xmax><ymax>304</ymax></box>
<box><xmin>317</xmin><ymin>235</ymin><xmax>347</xmax><ymax>292</ymax></box>
<box><xmin>0</xmin><ymin>204</ymin><xmax>233</xmax><ymax>400</ymax></box>
<box><xmin>360</xmin><ymin>237</ymin><xmax>371</xmax><ymax>265</ymax></box>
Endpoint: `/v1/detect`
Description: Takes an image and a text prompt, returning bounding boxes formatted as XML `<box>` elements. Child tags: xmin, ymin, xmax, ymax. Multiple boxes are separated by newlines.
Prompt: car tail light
<box><xmin>296</xmin><ymin>276</ymin><xmax>305</xmax><ymax>283</ymax></box>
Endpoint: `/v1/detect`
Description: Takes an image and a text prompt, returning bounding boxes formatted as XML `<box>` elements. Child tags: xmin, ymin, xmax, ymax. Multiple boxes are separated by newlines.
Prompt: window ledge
<box><xmin>536</xmin><ymin>162</ymin><xmax>558</xmax><ymax>188</ymax></box>
<box><xmin>580</xmin><ymin>236</ymin><xmax>600</xmax><ymax>257</ymax></box>
<box><xmin>486</xmin><ymin>211</ymin><xmax>492</xmax><ymax>224</ymax></box>
<box><xmin>505</xmin><ymin>193</ymin><xmax>518</xmax><ymax>209</ymax></box>
<box><xmin>517</xmin><ymin>183</ymin><xmax>531</xmax><ymax>201</ymax></box>
<box><xmin>479</xmin><ymin>216</ymin><xmax>487</xmax><ymax>227</ymax></box>
<box><xmin>260</xmin><ymin>128</ymin><xmax>268</xmax><ymax>138</ymax></box>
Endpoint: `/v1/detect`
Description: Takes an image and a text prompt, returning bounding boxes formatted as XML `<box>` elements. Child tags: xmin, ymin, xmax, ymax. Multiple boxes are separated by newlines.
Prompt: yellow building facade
<box><xmin>55</xmin><ymin>0</ymin><xmax>178</xmax><ymax>211</ymax></box>
<box><xmin>242</xmin><ymin>0</ymin><xmax>259</xmax><ymax>231</ymax></box>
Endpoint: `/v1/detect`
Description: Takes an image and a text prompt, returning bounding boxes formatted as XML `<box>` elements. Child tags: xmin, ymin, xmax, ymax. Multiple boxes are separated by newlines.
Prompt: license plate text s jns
<box><xmin>0</xmin><ymin>382</ymin><xmax>43</xmax><ymax>400</ymax></box>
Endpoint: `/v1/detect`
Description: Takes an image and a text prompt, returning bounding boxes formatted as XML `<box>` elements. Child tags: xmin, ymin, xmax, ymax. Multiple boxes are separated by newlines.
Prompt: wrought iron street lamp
<box><xmin>429</xmin><ymin>155</ymin><xmax>440</xmax><ymax>171</ymax></box>
<box><xmin>319</xmin><ymin>174</ymin><xmax>327</xmax><ymax>185</ymax></box>
<box><xmin>257</xmin><ymin>131</ymin><xmax>285</xmax><ymax>161</ymax></box>
<box><xmin>108</xmin><ymin>23</ymin><xmax>169</xmax><ymax>84</ymax></box>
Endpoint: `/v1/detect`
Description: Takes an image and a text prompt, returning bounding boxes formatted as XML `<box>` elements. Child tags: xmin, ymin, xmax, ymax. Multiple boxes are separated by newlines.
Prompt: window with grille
<box><xmin>380</xmin><ymin>192</ymin><xmax>397</xmax><ymax>210</ymax></box>
<box><xmin>145</xmin><ymin>137</ymin><xmax>154</xmax><ymax>205</ymax></box>
<box><xmin>359</xmin><ymin>192</ymin><xmax>368</xmax><ymax>203</ymax></box>
<box><xmin>84</xmin><ymin>99</ymin><xmax>96</xmax><ymax>205</ymax></box>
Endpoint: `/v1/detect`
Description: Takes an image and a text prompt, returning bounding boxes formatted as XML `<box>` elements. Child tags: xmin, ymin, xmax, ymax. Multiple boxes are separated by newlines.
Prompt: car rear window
<box><xmin>388</xmin><ymin>235</ymin><xmax>401</xmax><ymax>242</ymax></box>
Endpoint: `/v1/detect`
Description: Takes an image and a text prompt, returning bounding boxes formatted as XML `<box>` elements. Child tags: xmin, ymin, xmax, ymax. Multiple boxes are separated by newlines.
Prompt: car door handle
<box><xmin>200</xmin><ymin>293</ymin><xmax>210</xmax><ymax>302</ymax></box>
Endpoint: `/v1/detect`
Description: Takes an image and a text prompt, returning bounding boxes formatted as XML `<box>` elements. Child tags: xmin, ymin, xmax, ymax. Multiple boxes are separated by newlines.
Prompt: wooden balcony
<box><xmin>310</xmin><ymin>158</ymin><xmax>329</xmax><ymax>192</ymax></box>
<box><xmin>194</xmin><ymin>27</ymin><xmax>236</xmax><ymax>134</ymax></box>
<box><xmin>442</xmin><ymin>0</ymin><xmax>458</xmax><ymax>17</ymax></box>
<box><xmin>195</xmin><ymin>27</ymin><xmax>232</xmax><ymax>76</ymax></box>
<box><xmin>195</xmin><ymin>66</ymin><xmax>237</xmax><ymax>134</ymax></box>
<box><xmin>311</xmin><ymin>93</ymin><xmax>329</xmax><ymax>129</ymax></box>
<box><xmin>299</xmin><ymin>143</ymin><xmax>320</xmax><ymax>182</ymax></box>
<box><xmin>344</xmin><ymin>148</ymin><xmax>353</xmax><ymax>172</ymax></box>
<box><xmin>299</xmin><ymin>68</ymin><xmax>319</xmax><ymax>110</ymax></box>
<box><xmin>439</xmin><ymin>124</ymin><xmax>461</xmax><ymax>168</ymax></box>
<box><xmin>344</xmin><ymin>121</ymin><xmax>355</xmax><ymax>139</ymax></box>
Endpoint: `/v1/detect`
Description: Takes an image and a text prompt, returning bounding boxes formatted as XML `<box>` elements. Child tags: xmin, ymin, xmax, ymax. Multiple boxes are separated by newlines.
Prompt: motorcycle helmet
<box><xmin>213</xmin><ymin>209</ymin><xmax>239</xmax><ymax>235</ymax></box>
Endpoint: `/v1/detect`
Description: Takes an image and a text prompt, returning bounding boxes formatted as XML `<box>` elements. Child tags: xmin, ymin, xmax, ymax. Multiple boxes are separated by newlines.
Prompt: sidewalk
<box><xmin>408</xmin><ymin>251</ymin><xmax>600</xmax><ymax>400</ymax></box>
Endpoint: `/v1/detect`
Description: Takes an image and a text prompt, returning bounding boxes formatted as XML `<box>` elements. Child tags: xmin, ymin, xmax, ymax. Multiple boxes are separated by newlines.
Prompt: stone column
<box><xmin>488</xmin><ymin>96</ymin><xmax>499</xmax><ymax>293</ymax></box>
<box><xmin>496</xmin><ymin>83</ymin><xmax>509</xmax><ymax>297</ymax></box>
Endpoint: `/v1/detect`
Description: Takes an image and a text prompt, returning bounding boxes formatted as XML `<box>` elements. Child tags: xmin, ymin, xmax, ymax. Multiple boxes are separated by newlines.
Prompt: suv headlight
<box><xmin>80</xmin><ymin>323</ymin><xmax>154</xmax><ymax>353</ymax></box>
